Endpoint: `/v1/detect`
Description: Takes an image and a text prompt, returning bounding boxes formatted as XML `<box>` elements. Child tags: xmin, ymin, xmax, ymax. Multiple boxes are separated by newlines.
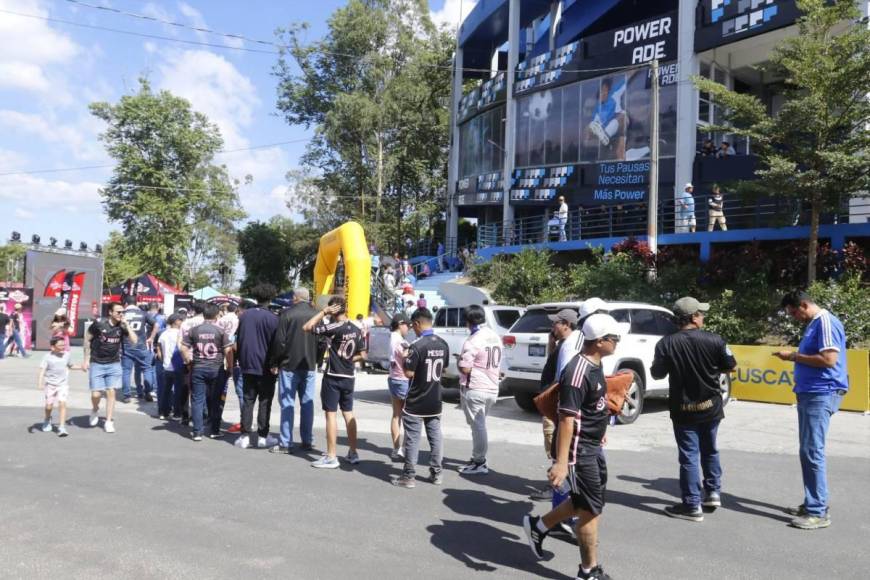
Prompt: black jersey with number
<box><xmin>403</xmin><ymin>331</ymin><xmax>450</xmax><ymax>417</ymax></box>
<box><xmin>88</xmin><ymin>319</ymin><xmax>125</xmax><ymax>364</ymax></box>
<box><xmin>555</xmin><ymin>354</ymin><xmax>609</xmax><ymax>464</ymax></box>
<box><xmin>122</xmin><ymin>306</ymin><xmax>155</xmax><ymax>349</ymax></box>
<box><xmin>183</xmin><ymin>322</ymin><xmax>229</xmax><ymax>371</ymax></box>
<box><xmin>314</xmin><ymin>320</ymin><xmax>366</xmax><ymax>379</ymax></box>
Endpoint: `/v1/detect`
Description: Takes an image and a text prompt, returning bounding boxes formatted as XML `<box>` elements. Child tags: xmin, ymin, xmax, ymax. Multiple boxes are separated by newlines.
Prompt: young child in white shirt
<box><xmin>38</xmin><ymin>335</ymin><xmax>80</xmax><ymax>436</ymax></box>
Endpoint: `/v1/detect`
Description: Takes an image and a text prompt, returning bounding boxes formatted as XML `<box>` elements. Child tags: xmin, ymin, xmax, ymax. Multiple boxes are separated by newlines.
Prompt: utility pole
<box><xmin>647</xmin><ymin>59</ymin><xmax>660</xmax><ymax>282</ymax></box>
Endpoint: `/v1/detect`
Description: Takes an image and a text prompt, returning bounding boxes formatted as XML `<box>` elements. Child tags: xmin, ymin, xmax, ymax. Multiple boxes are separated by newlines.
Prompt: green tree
<box><xmin>693</xmin><ymin>0</ymin><xmax>870</xmax><ymax>283</ymax></box>
<box><xmin>101</xmin><ymin>231</ymin><xmax>141</xmax><ymax>287</ymax></box>
<box><xmin>237</xmin><ymin>217</ymin><xmax>320</xmax><ymax>292</ymax></box>
<box><xmin>0</xmin><ymin>244</ymin><xmax>26</xmax><ymax>283</ymax></box>
<box><xmin>90</xmin><ymin>79</ymin><xmax>245</xmax><ymax>287</ymax></box>
<box><xmin>274</xmin><ymin>0</ymin><xmax>452</xmax><ymax>249</ymax></box>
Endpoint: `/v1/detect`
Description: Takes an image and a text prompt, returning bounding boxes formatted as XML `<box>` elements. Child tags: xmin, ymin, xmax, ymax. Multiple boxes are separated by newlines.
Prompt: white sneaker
<box><xmin>345</xmin><ymin>450</ymin><xmax>360</xmax><ymax>465</ymax></box>
<box><xmin>258</xmin><ymin>435</ymin><xmax>279</xmax><ymax>449</ymax></box>
<box><xmin>89</xmin><ymin>411</ymin><xmax>99</xmax><ymax>427</ymax></box>
<box><xmin>311</xmin><ymin>456</ymin><xmax>340</xmax><ymax>469</ymax></box>
<box><xmin>390</xmin><ymin>448</ymin><xmax>404</xmax><ymax>461</ymax></box>
<box><xmin>41</xmin><ymin>420</ymin><xmax>53</xmax><ymax>433</ymax></box>
<box><xmin>234</xmin><ymin>435</ymin><xmax>250</xmax><ymax>449</ymax></box>
<box><xmin>104</xmin><ymin>420</ymin><xmax>115</xmax><ymax>433</ymax></box>
<box><xmin>459</xmin><ymin>461</ymin><xmax>489</xmax><ymax>476</ymax></box>
<box><xmin>57</xmin><ymin>426</ymin><xmax>69</xmax><ymax>438</ymax></box>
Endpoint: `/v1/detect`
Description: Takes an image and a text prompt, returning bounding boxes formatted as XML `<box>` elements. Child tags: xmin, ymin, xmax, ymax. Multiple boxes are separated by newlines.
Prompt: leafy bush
<box><xmin>771</xmin><ymin>273</ymin><xmax>870</xmax><ymax>348</ymax></box>
<box><xmin>703</xmin><ymin>269</ymin><xmax>775</xmax><ymax>344</ymax></box>
<box><xmin>568</xmin><ymin>250</ymin><xmax>655</xmax><ymax>302</ymax></box>
<box><xmin>472</xmin><ymin>249</ymin><xmax>568</xmax><ymax>306</ymax></box>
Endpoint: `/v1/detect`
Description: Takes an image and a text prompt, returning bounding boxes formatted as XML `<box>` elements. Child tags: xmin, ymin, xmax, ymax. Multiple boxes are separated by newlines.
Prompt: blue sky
<box><xmin>0</xmin><ymin>0</ymin><xmax>472</xmax><ymax>248</ymax></box>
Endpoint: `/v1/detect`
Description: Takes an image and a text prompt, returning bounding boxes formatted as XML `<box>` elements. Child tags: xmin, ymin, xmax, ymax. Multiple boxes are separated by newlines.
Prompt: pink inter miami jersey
<box><xmin>458</xmin><ymin>326</ymin><xmax>502</xmax><ymax>393</ymax></box>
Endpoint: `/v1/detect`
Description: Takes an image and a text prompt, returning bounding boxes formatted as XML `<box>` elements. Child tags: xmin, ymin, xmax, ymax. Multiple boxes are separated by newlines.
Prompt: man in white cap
<box><xmin>523</xmin><ymin>313</ymin><xmax>621</xmax><ymax>580</ymax></box>
<box><xmin>651</xmin><ymin>297</ymin><xmax>736</xmax><ymax>522</ymax></box>
<box><xmin>676</xmin><ymin>183</ymin><xmax>696</xmax><ymax>233</ymax></box>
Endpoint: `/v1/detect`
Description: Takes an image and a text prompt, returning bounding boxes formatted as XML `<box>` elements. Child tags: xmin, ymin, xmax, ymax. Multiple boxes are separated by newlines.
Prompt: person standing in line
<box><xmin>269</xmin><ymin>288</ymin><xmax>319</xmax><ymax>454</ymax></box>
<box><xmin>550</xmin><ymin>309</ymin><xmax>583</xmax><ymax>380</ymax></box>
<box><xmin>387</xmin><ymin>314</ymin><xmax>411</xmax><ymax>460</ymax></box>
<box><xmin>707</xmin><ymin>185</ymin><xmax>727</xmax><ymax>231</ymax></box>
<box><xmin>38</xmin><ymin>336</ymin><xmax>80</xmax><ymax>436</ymax></box>
<box><xmin>0</xmin><ymin>304</ymin><xmax>9</xmax><ymax>360</ymax></box>
<box><xmin>556</xmin><ymin>196</ymin><xmax>569</xmax><ymax>241</ymax></box>
<box><xmin>155</xmin><ymin>314</ymin><xmax>183</xmax><ymax>420</ymax></box>
<box><xmin>651</xmin><ymin>297</ymin><xmax>737</xmax><ymax>522</ymax></box>
<box><xmin>522</xmin><ymin>314</ymin><xmax>621</xmax><ymax>580</ymax></box>
<box><xmin>224</xmin><ymin>302</ymin><xmax>245</xmax><ymax>433</ymax></box>
<box><xmin>5</xmin><ymin>303</ymin><xmax>29</xmax><ymax>358</ymax></box>
<box><xmin>181</xmin><ymin>303</ymin><xmax>233</xmax><ymax>442</ymax></box>
<box><xmin>774</xmin><ymin>291</ymin><xmax>849</xmax><ymax>530</ymax></box>
<box><xmin>676</xmin><ymin>183</ymin><xmax>696</xmax><ymax>233</ymax></box>
<box><xmin>303</xmin><ymin>296</ymin><xmax>367</xmax><ymax>468</ymax></box>
<box><xmin>392</xmin><ymin>308</ymin><xmax>449</xmax><ymax>489</ymax></box>
<box><xmin>120</xmin><ymin>296</ymin><xmax>158</xmax><ymax>403</ymax></box>
<box><xmin>234</xmin><ymin>284</ymin><xmax>279</xmax><ymax>450</ymax></box>
<box><xmin>82</xmin><ymin>302</ymin><xmax>136</xmax><ymax>433</ymax></box>
<box><xmin>456</xmin><ymin>305</ymin><xmax>501</xmax><ymax>476</ymax></box>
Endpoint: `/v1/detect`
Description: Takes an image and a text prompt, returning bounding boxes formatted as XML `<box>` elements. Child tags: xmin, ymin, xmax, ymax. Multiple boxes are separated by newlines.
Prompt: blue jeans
<box><xmin>277</xmin><ymin>369</ymin><xmax>316</xmax><ymax>447</ymax></box>
<box><xmin>673</xmin><ymin>420</ymin><xmax>722</xmax><ymax>507</ymax></box>
<box><xmin>5</xmin><ymin>329</ymin><xmax>27</xmax><ymax>357</ymax></box>
<box><xmin>797</xmin><ymin>391</ymin><xmax>844</xmax><ymax>516</ymax></box>
<box><xmin>191</xmin><ymin>367</ymin><xmax>225</xmax><ymax>436</ymax></box>
<box><xmin>173</xmin><ymin>367</ymin><xmax>189</xmax><ymax>420</ymax></box>
<box><xmin>157</xmin><ymin>366</ymin><xmax>177</xmax><ymax>417</ymax></box>
<box><xmin>233</xmin><ymin>366</ymin><xmax>244</xmax><ymax>416</ymax></box>
<box><xmin>122</xmin><ymin>347</ymin><xmax>155</xmax><ymax>398</ymax></box>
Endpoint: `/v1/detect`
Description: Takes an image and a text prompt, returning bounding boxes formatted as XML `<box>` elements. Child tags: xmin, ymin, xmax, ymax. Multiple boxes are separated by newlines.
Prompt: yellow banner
<box><xmin>728</xmin><ymin>345</ymin><xmax>870</xmax><ymax>412</ymax></box>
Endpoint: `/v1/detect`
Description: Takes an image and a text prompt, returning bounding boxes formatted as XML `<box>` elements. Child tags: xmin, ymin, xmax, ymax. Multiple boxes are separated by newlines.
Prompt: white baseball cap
<box><xmin>582</xmin><ymin>313</ymin><xmax>621</xmax><ymax>341</ymax></box>
<box><xmin>579</xmin><ymin>297</ymin><xmax>606</xmax><ymax>318</ymax></box>
<box><xmin>685</xmin><ymin>182</ymin><xmax>694</xmax><ymax>189</ymax></box>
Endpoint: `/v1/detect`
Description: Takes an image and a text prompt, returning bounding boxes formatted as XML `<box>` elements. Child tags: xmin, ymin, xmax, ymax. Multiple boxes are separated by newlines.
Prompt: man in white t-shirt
<box><xmin>457</xmin><ymin>305</ymin><xmax>502</xmax><ymax>475</ymax></box>
<box><xmin>557</xmin><ymin>196</ymin><xmax>569</xmax><ymax>241</ymax></box>
<box><xmin>156</xmin><ymin>314</ymin><xmax>183</xmax><ymax>420</ymax></box>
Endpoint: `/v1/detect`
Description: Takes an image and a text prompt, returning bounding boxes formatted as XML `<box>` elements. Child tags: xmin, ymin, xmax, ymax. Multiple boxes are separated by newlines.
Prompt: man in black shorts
<box><xmin>303</xmin><ymin>296</ymin><xmax>366</xmax><ymax>469</ymax></box>
<box><xmin>522</xmin><ymin>314</ymin><xmax>621</xmax><ymax>580</ymax></box>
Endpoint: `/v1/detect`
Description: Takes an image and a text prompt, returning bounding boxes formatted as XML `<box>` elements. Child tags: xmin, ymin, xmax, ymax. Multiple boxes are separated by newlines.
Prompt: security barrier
<box><xmin>729</xmin><ymin>345</ymin><xmax>870</xmax><ymax>413</ymax></box>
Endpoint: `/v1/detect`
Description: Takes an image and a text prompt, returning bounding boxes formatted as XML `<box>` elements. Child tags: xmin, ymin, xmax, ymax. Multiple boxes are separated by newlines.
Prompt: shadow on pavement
<box><xmin>427</xmin><ymin>519</ymin><xmax>572</xmax><ymax>579</ymax></box>
<box><xmin>441</xmin><ymin>488</ymin><xmax>533</xmax><ymax>527</ymax></box>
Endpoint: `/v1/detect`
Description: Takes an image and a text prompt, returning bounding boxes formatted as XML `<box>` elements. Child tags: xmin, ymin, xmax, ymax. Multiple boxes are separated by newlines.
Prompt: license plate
<box><xmin>528</xmin><ymin>344</ymin><xmax>546</xmax><ymax>357</ymax></box>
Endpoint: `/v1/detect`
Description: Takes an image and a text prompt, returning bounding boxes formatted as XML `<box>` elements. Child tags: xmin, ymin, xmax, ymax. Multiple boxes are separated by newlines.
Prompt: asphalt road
<box><xmin>1</xmin><ymin>352</ymin><xmax>868</xmax><ymax>579</ymax></box>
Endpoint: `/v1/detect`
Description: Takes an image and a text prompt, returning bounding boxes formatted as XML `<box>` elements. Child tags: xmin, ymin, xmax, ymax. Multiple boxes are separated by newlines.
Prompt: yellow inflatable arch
<box><xmin>313</xmin><ymin>221</ymin><xmax>371</xmax><ymax>319</ymax></box>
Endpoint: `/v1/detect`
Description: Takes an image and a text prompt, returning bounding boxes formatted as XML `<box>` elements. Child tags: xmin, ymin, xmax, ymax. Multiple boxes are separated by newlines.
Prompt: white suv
<box><xmin>501</xmin><ymin>300</ymin><xmax>730</xmax><ymax>424</ymax></box>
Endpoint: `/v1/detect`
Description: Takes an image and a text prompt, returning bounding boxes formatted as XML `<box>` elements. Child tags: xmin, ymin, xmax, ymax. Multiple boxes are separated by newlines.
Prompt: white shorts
<box><xmin>44</xmin><ymin>383</ymin><xmax>69</xmax><ymax>406</ymax></box>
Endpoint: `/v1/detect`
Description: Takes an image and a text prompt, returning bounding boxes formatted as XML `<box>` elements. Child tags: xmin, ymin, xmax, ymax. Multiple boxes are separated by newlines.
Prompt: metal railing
<box><xmin>478</xmin><ymin>195</ymin><xmax>870</xmax><ymax>248</ymax></box>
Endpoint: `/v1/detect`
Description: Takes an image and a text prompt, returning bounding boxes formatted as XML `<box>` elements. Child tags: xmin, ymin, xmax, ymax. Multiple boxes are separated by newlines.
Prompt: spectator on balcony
<box><xmin>707</xmin><ymin>185</ymin><xmax>727</xmax><ymax>231</ymax></box>
<box><xmin>700</xmin><ymin>139</ymin><xmax>716</xmax><ymax>157</ymax></box>
<box><xmin>716</xmin><ymin>141</ymin><xmax>736</xmax><ymax>158</ymax></box>
<box><xmin>676</xmin><ymin>183</ymin><xmax>696</xmax><ymax>234</ymax></box>
<box><xmin>556</xmin><ymin>196</ymin><xmax>569</xmax><ymax>241</ymax></box>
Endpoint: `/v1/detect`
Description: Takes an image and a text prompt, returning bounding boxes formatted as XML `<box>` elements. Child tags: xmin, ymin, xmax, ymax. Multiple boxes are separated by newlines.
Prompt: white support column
<box><xmin>446</xmin><ymin>46</ymin><xmax>463</xmax><ymax>255</ymax></box>
<box><xmin>502</xmin><ymin>0</ymin><xmax>520</xmax><ymax>234</ymax></box>
<box><xmin>549</xmin><ymin>1</ymin><xmax>562</xmax><ymax>51</ymax></box>
<box><xmin>674</xmin><ymin>0</ymin><xmax>700</xmax><ymax>220</ymax></box>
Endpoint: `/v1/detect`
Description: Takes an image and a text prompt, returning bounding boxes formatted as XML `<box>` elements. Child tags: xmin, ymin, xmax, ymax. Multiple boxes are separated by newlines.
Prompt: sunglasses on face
<box><xmin>603</xmin><ymin>335</ymin><xmax>620</xmax><ymax>344</ymax></box>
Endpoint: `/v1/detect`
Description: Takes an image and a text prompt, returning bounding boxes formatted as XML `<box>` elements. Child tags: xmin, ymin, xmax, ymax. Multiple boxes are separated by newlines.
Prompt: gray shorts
<box><xmin>89</xmin><ymin>362</ymin><xmax>122</xmax><ymax>391</ymax></box>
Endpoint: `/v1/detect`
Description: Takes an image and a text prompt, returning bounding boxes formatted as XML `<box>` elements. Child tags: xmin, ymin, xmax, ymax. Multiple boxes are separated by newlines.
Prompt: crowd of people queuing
<box><xmin>20</xmin><ymin>279</ymin><xmax>850</xmax><ymax>579</ymax></box>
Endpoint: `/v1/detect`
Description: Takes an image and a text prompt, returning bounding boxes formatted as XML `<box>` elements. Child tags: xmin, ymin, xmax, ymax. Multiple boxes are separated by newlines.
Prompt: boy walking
<box><xmin>38</xmin><ymin>336</ymin><xmax>79</xmax><ymax>436</ymax></box>
<box><xmin>392</xmin><ymin>308</ymin><xmax>449</xmax><ymax>489</ymax></box>
<box><xmin>156</xmin><ymin>314</ymin><xmax>183</xmax><ymax>420</ymax></box>
<box><xmin>304</xmin><ymin>296</ymin><xmax>367</xmax><ymax>468</ymax></box>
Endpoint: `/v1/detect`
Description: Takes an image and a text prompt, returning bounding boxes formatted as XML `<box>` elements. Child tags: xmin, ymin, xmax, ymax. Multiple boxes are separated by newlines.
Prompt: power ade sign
<box><xmin>695</xmin><ymin>0</ymin><xmax>801</xmax><ymax>52</ymax></box>
<box><xmin>612</xmin><ymin>16</ymin><xmax>673</xmax><ymax>65</ymax></box>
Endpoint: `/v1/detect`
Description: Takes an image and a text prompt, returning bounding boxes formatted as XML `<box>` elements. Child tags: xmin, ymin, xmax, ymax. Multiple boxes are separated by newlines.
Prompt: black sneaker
<box><xmin>144</xmin><ymin>392</ymin><xmax>155</xmax><ymax>402</ymax></box>
<box><xmin>529</xmin><ymin>487</ymin><xmax>554</xmax><ymax>501</ymax></box>
<box><xmin>577</xmin><ymin>565</ymin><xmax>612</xmax><ymax>580</ymax></box>
<box><xmin>522</xmin><ymin>515</ymin><xmax>548</xmax><ymax>560</ymax></box>
<box><xmin>702</xmin><ymin>491</ymin><xmax>722</xmax><ymax>509</ymax></box>
<box><xmin>429</xmin><ymin>471</ymin><xmax>443</xmax><ymax>486</ymax></box>
<box><xmin>664</xmin><ymin>503</ymin><xmax>704</xmax><ymax>522</ymax></box>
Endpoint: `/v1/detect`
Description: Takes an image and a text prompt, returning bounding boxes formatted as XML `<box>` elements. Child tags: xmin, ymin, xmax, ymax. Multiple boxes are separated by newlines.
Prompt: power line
<box><xmin>0</xmin><ymin>138</ymin><xmax>312</xmax><ymax>177</ymax></box>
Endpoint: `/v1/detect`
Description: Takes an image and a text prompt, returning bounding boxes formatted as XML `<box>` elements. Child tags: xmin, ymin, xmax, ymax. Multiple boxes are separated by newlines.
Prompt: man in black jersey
<box><xmin>180</xmin><ymin>303</ymin><xmax>233</xmax><ymax>442</ymax></box>
<box><xmin>82</xmin><ymin>302</ymin><xmax>137</xmax><ymax>433</ymax></box>
<box><xmin>523</xmin><ymin>314</ymin><xmax>620</xmax><ymax>580</ymax></box>
<box><xmin>304</xmin><ymin>296</ymin><xmax>367</xmax><ymax>469</ymax></box>
<box><xmin>651</xmin><ymin>297</ymin><xmax>737</xmax><ymax>522</ymax></box>
<box><xmin>120</xmin><ymin>296</ymin><xmax>158</xmax><ymax>403</ymax></box>
<box><xmin>392</xmin><ymin>308</ymin><xmax>449</xmax><ymax>489</ymax></box>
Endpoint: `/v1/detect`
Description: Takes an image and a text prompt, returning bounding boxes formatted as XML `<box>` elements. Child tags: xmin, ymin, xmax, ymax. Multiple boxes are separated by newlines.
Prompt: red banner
<box><xmin>44</xmin><ymin>269</ymin><xmax>67</xmax><ymax>298</ymax></box>
<box><xmin>68</xmin><ymin>272</ymin><xmax>86</xmax><ymax>328</ymax></box>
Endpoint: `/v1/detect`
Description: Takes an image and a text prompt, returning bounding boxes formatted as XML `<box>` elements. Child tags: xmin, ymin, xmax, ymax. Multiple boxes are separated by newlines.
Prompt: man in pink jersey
<box><xmin>457</xmin><ymin>305</ymin><xmax>502</xmax><ymax>475</ymax></box>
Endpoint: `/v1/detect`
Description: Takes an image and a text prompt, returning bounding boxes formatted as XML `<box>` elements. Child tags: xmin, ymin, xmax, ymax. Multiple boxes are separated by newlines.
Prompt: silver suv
<box><xmin>501</xmin><ymin>300</ymin><xmax>731</xmax><ymax>424</ymax></box>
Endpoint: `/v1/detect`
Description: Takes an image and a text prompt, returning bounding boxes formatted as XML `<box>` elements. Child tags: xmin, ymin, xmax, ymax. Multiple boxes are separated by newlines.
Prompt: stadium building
<box><xmin>444</xmin><ymin>0</ymin><xmax>869</xmax><ymax>259</ymax></box>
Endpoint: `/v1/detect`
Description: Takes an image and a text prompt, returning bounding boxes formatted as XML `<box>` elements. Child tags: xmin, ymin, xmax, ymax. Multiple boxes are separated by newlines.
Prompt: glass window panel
<box><xmin>624</xmin><ymin>69</ymin><xmax>650</xmax><ymax>160</ymax></box>
<box><xmin>659</xmin><ymin>83</ymin><xmax>677</xmax><ymax>158</ymax></box>
<box><xmin>579</xmin><ymin>79</ymin><xmax>599</xmax><ymax>163</ymax></box>
<box><xmin>496</xmin><ymin>106</ymin><xmax>505</xmax><ymax>171</ymax></box>
<box><xmin>561</xmin><ymin>84</ymin><xmax>580</xmax><ymax>163</ymax></box>
<box><xmin>527</xmin><ymin>90</ymin><xmax>552</xmax><ymax>166</ymax></box>
<box><xmin>545</xmin><ymin>88</ymin><xmax>562</xmax><ymax>165</ymax></box>
<box><xmin>515</xmin><ymin>97</ymin><xmax>530</xmax><ymax>167</ymax></box>
<box><xmin>698</xmin><ymin>100</ymin><xmax>710</xmax><ymax>123</ymax></box>
<box><xmin>481</xmin><ymin>110</ymin><xmax>493</xmax><ymax>173</ymax></box>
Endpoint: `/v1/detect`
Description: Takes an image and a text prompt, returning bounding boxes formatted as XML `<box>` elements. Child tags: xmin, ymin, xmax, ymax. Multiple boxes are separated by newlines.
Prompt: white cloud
<box><xmin>430</xmin><ymin>0</ymin><xmax>476</xmax><ymax>30</ymax></box>
<box><xmin>144</xmin><ymin>41</ymin><xmax>158</xmax><ymax>54</ymax></box>
<box><xmin>0</xmin><ymin>173</ymin><xmax>103</xmax><ymax>215</ymax></box>
<box><xmin>0</xmin><ymin>0</ymin><xmax>81</xmax><ymax>100</ymax></box>
<box><xmin>0</xmin><ymin>110</ymin><xmax>106</xmax><ymax>161</ymax></box>
<box><xmin>177</xmin><ymin>2</ymin><xmax>208</xmax><ymax>41</ymax></box>
<box><xmin>13</xmin><ymin>208</ymin><xmax>34</xmax><ymax>219</ymax></box>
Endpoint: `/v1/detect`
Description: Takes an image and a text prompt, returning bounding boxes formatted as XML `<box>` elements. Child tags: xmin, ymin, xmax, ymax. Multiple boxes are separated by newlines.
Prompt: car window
<box><xmin>458</xmin><ymin>308</ymin><xmax>467</xmax><ymax>328</ymax></box>
<box><xmin>654</xmin><ymin>311</ymin><xmax>678</xmax><ymax>335</ymax></box>
<box><xmin>446</xmin><ymin>308</ymin><xmax>459</xmax><ymax>328</ymax></box>
<box><xmin>609</xmin><ymin>309</ymin><xmax>630</xmax><ymax>323</ymax></box>
<box><xmin>510</xmin><ymin>309</ymin><xmax>564</xmax><ymax>333</ymax></box>
<box><xmin>630</xmin><ymin>309</ymin><xmax>660</xmax><ymax>335</ymax></box>
<box><xmin>434</xmin><ymin>308</ymin><xmax>447</xmax><ymax>328</ymax></box>
<box><xmin>494</xmin><ymin>309</ymin><xmax>521</xmax><ymax>330</ymax></box>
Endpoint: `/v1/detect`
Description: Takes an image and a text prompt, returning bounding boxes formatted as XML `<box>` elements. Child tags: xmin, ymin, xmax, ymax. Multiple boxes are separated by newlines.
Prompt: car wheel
<box><xmin>615</xmin><ymin>369</ymin><xmax>644</xmax><ymax>425</ymax></box>
<box><xmin>719</xmin><ymin>372</ymin><xmax>731</xmax><ymax>406</ymax></box>
<box><xmin>514</xmin><ymin>391</ymin><xmax>539</xmax><ymax>413</ymax></box>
